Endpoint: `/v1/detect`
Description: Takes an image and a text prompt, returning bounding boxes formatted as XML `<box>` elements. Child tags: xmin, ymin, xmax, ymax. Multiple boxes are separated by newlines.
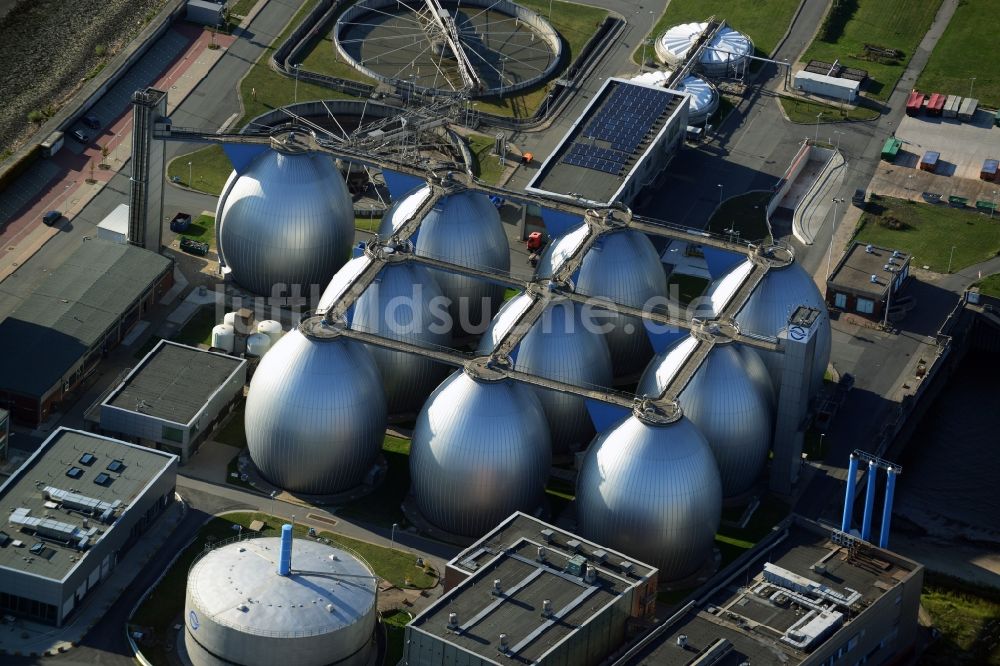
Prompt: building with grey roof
<box><xmin>826</xmin><ymin>242</ymin><xmax>911</xmax><ymax>322</ymax></box>
<box><xmin>404</xmin><ymin>512</ymin><xmax>658</xmax><ymax>666</ymax></box>
<box><xmin>0</xmin><ymin>240</ymin><xmax>173</xmax><ymax>426</ymax></box>
<box><xmin>96</xmin><ymin>340</ymin><xmax>246</xmax><ymax>461</ymax></box>
<box><xmin>0</xmin><ymin>428</ymin><xmax>177</xmax><ymax>626</ymax></box>
<box><xmin>616</xmin><ymin>517</ymin><xmax>923</xmax><ymax>666</ymax></box>
<box><xmin>526</xmin><ymin>78</ymin><xmax>689</xmax><ymax>206</ymax></box>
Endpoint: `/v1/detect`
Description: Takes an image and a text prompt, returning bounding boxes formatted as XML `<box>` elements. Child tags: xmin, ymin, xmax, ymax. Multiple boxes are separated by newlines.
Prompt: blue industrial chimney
<box><xmin>860</xmin><ymin>460</ymin><xmax>878</xmax><ymax>541</ymax></box>
<box><xmin>840</xmin><ymin>454</ymin><xmax>859</xmax><ymax>533</ymax></box>
<box><xmin>879</xmin><ymin>467</ymin><xmax>898</xmax><ymax>549</ymax></box>
<box><xmin>278</xmin><ymin>524</ymin><xmax>293</xmax><ymax>576</ymax></box>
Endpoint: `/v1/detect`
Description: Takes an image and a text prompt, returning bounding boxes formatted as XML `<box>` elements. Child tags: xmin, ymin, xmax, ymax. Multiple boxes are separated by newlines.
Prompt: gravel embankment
<box><xmin>0</xmin><ymin>0</ymin><xmax>168</xmax><ymax>155</ymax></box>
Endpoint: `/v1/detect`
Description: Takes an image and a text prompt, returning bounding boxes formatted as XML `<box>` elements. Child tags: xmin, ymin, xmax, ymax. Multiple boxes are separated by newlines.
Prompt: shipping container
<box><xmin>920</xmin><ymin>151</ymin><xmax>940</xmax><ymax>172</ymax></box>
<box><xmin>905</xmin><ymin>90</ymin><xmax>925</xmax><ymax>116</ymax></box>
<box><xmin>958</xmin><ymin>97</ymin><xmax>978</xmax><ymax>121</ymax></box>
<box><xmin>943</xmin><ymin>95</ymin><xmax>962</xmax><ymax>118</ymax></box>
<box><xmin>982</xmin><ymin>159</ymin><xmax>999</xmax><ymax>182</ymax></box>
<box><xmin>926</xmin><ymin>93</ymin><xmax>945</xmax><ymax>116</ymax></box>
<box><xmin>881</xmin><ymin>137</ymin><xmax>902</xmax><ymax>161</ymax></box>
<box><xmin>40</xmin><ymin>131</ymin><xmax>64</xmax><ymax>157</ymax></box>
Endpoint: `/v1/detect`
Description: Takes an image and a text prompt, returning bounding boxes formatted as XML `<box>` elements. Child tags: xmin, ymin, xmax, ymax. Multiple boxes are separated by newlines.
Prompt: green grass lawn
<box><xmin>916</xmin><ymin>0</ymin><xmax>999</xmax><ymax>107</ymax></box>
<box><xmin>166</xmin><ymin>144</ymin><xmax>232</xmax><ymax>196</ymax></box>
<box><xmin>337</xmin><ymin>434</ymin><xmax>412</xmax><ymax>527</ymax></box>
<box><xmin>853</xmin><ymin>196</ymin><xmax>1000</xmax><ymax>273</ymax></box>
<box><xmin>975</xmin><ymin>274</ymin><xmax>1000</xmax><ymax>299</ymax></box>
<box><xmin>356</xmin><ymin>216</ymin><xmax>380</xmax><ymax>233</ymax></box>
<box><xmin>921</xmin><ymin>574</ymin><xmax>1000</xmax><ymax>665</ymax></box>
<box><xmin>229</xmin><ymin>0</ymin><xmax>257</xmax><ymax>18</ymax></box>
<box><xmin>706</xmin><ymin>190</ymin><xmax>773</xmax><ymax>243</ymax></box>
<box><xmin>176</xmin><ymin>213</ymin><xmax>217</xmax><ymax>251</ymax></box>
<box><xmin>467</xmin><ymin>133</ymin><xmax>506</xmax><ymax>185</ymax></box>
<box><xmin>238</xmin><ymin>0</ymin><xmax>354</xmax><ymax>128</ymax></box>
<box><xmin>778</xmin><ymin>95</ymin><xmax>881</xmax><ymax>124</ymax></box>
<box><xmin>634</xmin><ymin>0</ymin><xmax>801</xmax><ymax>65</ymax></box>
<box><xmin>667</xmin><ymin>273</ymin><xmax>709</xmax><ymax>305</ymax></box>
<box><xmin>382</xmin><ymin>609</ymin><xmax>413</xmax><ymax>666</ymax></box>
<box><xmin>172</xmin><ymin>306</ymin><xmax>217</xmax><ymax>348</ymax></box>
<box><xmin>802</xmin><ymin>0</ymin><xmax>943</xmax><ymax>101</ymax></box>
<box><xmin>131</xmin><ymin>511</ymin><xmax>436</xmax><ymax>660</ymax></box>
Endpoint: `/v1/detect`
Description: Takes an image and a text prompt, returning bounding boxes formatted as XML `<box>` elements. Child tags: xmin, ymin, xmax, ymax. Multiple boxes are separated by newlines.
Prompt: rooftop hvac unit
<box><xmin>498</xmin><ymin>634</ymin><xmax>509</xmax><ymax>654</ymax></box>
<box><xmin>870</xmin><ymin>275</ymin><xmax>879</xmax><ymax>284</ymax></box>
<box><xmin>677</xmin><ymin>634</ymin><xmax>688</xmax><ymax>648</ymax></box>
<box><xmin>542</xmin><ymin>599</ymin><xmax>553</xmax><ymax>617</ymax></box>
<box><xmin>447</xmin><ymin>612</ymin><xmax>459</xmax><ymax>630</ymax></box>
<box><xmin>865</xmin><ymin>244</ymin><xmax>874</xmax><ymax>253</ymax></box>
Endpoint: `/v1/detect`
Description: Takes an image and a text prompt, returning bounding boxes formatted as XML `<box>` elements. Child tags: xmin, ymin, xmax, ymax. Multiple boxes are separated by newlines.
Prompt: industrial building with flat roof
<box><xmin>526</xmin><ymin>78</ymin><xmax>689</xmax><ymax>206</ymax></box>
<box><xmin>0</xmin><ymin>240</ymin><xmax>173</xmax><ymax>426</ymax></box>
<box><xmin>826</xmin><ymin>242</ymin><xmax>911</xmax><ymax>321</ymax></box>
<box><xmin>405</xmin><ymin>512</ymin><xmax>658</xmax><ymax>666</ymax></box>
<box><xmin>94</xmin><ymin>340</ymin><xmax>246</xmax><ymax>462</ymax></box>
<box><xmin>619</xmin><ymin>517</ymin><xmax>923</xmax><ymax>665</ymax></box>
<box><xmin>0</xmin><ymin>428</ymin><xmax>177</xmax><ymax>625</ymax></box>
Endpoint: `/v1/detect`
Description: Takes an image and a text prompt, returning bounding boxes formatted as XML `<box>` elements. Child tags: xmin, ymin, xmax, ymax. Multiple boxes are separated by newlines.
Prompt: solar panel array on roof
<box><xmin>563</xmin><ymin>84</ymin><xmax>672</xmax><ymax>176</ymax></box>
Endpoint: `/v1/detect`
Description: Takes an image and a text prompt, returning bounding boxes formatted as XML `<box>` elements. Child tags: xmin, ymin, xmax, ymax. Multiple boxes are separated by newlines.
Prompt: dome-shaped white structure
<box><xmin>654</xmin><ymin>22</ymin><xmax>753</xmax><ymax>77</ymax></box>
<box><xmin>477</xmin><ymin>294</ymin><xmax>613</xmax><ymax>452</ymax></box>
<box><xmin>216</xmin><ymin>148</ymin><xmax>354</xmax><ymax>296</ymax></box>
<box><xmin>638</xmin><ymin>336</ymin><xmax>774</xmax><ymax>497</ymax></box>
<box><xmin>184</xmin><ymin>536</ymin><xmax>377</xmax><ymax>666</ymax></box>
<box><xmin>245</xmin><ymin>328</ymin><xmax>387</xmax><ymax>494</ymax></box>
<box><xmin>353</xmin><ymin>260</ymin><xmax>451</xmax><ymax>414</ymax></box>
<box><xmin>256</xmin><ymin>320</ymin><xmax>283</xmax><ymax>346</ymax></box>
<box><xmin>576</xmin><ymin>413</ymin><xmax>722</xmax><ymax>581</ymax></box>
<box><xmin>410</xmin><ymin>369</ymin><xmax>551</xmax><ymax>537</ymax></box>
<box><xmin>245</xmin><ymin>332</ymin><xmax>271</xmax><ymax>357</ymax></box>
<box><xmin>675</xmin><ymin>75</ymin><xmax>719</xmax><ymax>123</ymax></box>
<box><xmin>537</xmin><ymin>227</ymin><xmax>667</xmax><ymax>378</ymax></box>
<box><xmin>211</xmin><ymin>324</ymin><xmax>235</xmax><ymax>353</ymax></box>
<box><xmin>380</xmin><ymin>186</ymin><xmax>510</xmax><ymax>334</ymax></box>
<box><xmin>706</xmin><ymin>259</ymin><xmax>831</xmax><ymax>397</ymax></box>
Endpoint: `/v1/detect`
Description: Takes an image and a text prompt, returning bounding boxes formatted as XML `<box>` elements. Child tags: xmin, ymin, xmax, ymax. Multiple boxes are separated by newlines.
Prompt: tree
<box><xmin>100</xmin><ymin>145</ymin><xmax>109</xmax><ymax>168</ymax></box>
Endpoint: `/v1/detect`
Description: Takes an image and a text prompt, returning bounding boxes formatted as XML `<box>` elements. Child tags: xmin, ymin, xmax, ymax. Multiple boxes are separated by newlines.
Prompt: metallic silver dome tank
<box><xmin>536</xmin><ymin>227</ymin><xmax>667</xmax><ymax>378</ymax></box>
<box><xmin>380</xmin><ymin>186</ymin><xmax>510</xmax><ymax>334</ymax></box>
<box><xmin>477</xmin><ymin>293</ymin><xmax>613</xmax><ymax>452</ymax></box>
<box><xmin>353</xmin><ymin>261</ymin><xmax>451</xmax><ymax>415</ymax></box>
<box><xmin>575</xmin><ymin>413</ymin><xmax>722</xmax><ymax>581</ymax></box>
<box><xmin>638</xmin><ymin>336</ymin><xmax>774</xmax><ymax>497</ymax></box>
<box><xmin>216</xmin><ymin>148</ymin><xmax>355</xmax><ymax>296</ymax></box>
<box><xmin>410</xmin><ymin>368</ymin><xmax>551</xmax><ymax>537</ymax></box>
<box><xmin>706</xmin><ymin>259</ymin><xmax>832</xmax><ymax>397</ymax></box>
<box><xmin>245</xmin><ymin>328</ymin><xmax>387</xmax><ymax>494</ymax></box>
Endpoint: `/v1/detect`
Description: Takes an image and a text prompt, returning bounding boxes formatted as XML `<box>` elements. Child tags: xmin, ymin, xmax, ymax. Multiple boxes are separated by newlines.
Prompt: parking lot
<box><xmin>869</xmin><ymin>110</ymin><xmax>1000</xmax><ymax>204</ymax></box>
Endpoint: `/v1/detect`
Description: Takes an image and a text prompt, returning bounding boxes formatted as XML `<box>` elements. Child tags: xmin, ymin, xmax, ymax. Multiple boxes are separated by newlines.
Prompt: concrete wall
<box><xmin>768</xmin><ymin>141</ymin><xmax>811</xmax><ymax>218</ymax></box>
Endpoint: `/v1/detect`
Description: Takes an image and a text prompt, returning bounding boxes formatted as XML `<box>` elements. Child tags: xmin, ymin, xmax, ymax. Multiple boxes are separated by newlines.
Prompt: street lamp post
<box><xmin>827</xmin><ymin>198</ymin><xmax>845</xmax><ymax>280</ymax></box>
<box><xmin>947</xmin><ymin>245</ymin><xmax>956</xmax><ymax>274</ymax></box>
<box><xmin>187</xmin><ymin>161</ymin><xmax>192</xmax><ymax>187</ymax></box>
<box><xmin>815</xmin><ymin>112</ymin><xmax>823</xmax><ymax>144</ymax></box>
<box><xmin>270</xmin><ymin>490</ymin><xmax>276</xmax><ymax>517</ymax></box>
<box><xmin>992</xmin><ymin>190</ymin><xmax>997</xmax><ymax>220</ymax></box>
<box><xmin>883</xmin><ymin>267</ymin><xmax>898</xmax><ymax>330</ymax></box>
<box><xmin>833</xmin><ymin>129</ymin><xmax>844</xmax><ymax>152</ymax></box>
<box><xmin>717</xmin><ymin>183</ymin><xmax>724</xmax><ymax>205</ymax></box>
<box><xmin>970</xmin><ymin>77</ymin><xmax>977</xmax><ymax>98</ymax></box>
<box><xmin>293</xmin><ymin>63</ymin><xmax>301</xmax><ymax>103</ymax></box>
<box><xmin>390</xmin><ymin>522</ymin><xmax>399</xmax><ymax>550</ymax></box>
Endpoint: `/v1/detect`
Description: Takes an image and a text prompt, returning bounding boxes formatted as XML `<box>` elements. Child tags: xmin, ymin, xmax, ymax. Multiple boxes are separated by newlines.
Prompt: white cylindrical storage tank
<box><xmin>380</xmin><ymin>186</ymin><xmax>510</xmax><ymax>336</ymax></box>
<box><xmin>477</xmin><ymin>294</ymin><xmax>613</xmax><ymax>452</ymax></box>
<box><xmin>245</xmin><ymin>328</ymin><xmax>387</xmax><ymax>494</ymax></box>
<box><xmin>184</xmin><ymin>536</ymin><xmax>377</xmax><ymax>666</ymax></box>
<box><xmin>211</xmin><ymin>324</ymin><xmax>235</xmax><ymax>353</ymax></box>
<box><xmin>353</xmin><ymin>260</ymin><xmax>451</xmax><ymax>415</ymax></box>
<box><xmin>256</xmin><ymin>320</ymin><xmax>283</xmax><ymax>347</ymax></box>
<box><xmin>410</xmin><ymin>368</ymin><xmax>551</xmax><ymax>537</ymax></box>
<box><xmin>676</xmin><ymin>75</ymin><xmax>719</xmax><ymax>123</ymax></box>
<box><xmin>245</xmin><ymin>332</ymin><xmax>271</xmax><ymax>357</ymax></box>
<box><xmin>654</xmin><ymin>21</ymin><xmax>753</xmax><ymax>77</ymax></box>
<box><xmin>223</xmin><ymin>311</ymin><xmax>238</xmax><ymax>327</ymax></box>
<box><xmin>576</xmin><ymin>412</ymin><xmax>722</xmax><ymax>581</ymax></box>
<box><xmin>638</xmin><ymin>336</ymin><xmax>774</xmax><ymax>498</ymax></box>
<box><xmin>216</xmin><ymin>147</ymin><xmax>355</xmax><ymax>296</ymax></box>
<box><xmin>705</xmin><ymin>259</ymin><xmax>832</xmax><ymax>398</ymax></box>
<box><xmin>536</xmin><ymin>227</ymin><xmax>667</xmax><ymax>378</ymax></box>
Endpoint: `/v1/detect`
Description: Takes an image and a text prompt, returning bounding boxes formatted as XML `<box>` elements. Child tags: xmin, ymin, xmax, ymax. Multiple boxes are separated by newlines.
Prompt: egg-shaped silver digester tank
<box><xmin>380</xmin><ymin>186</ymin><xmax>510</xmax><ymax>335</ymax></box>
<box><xmin>638</xmin><ymin>336</ymin><xmax>774</xmax><ymax>498</ymax></box>
<box><xmin>707</xmin><ymin>259</ymin><xmax>831</xmax><ymax>397</ymax></box>
<box><xmin>184</xmin><ymin>537</ymin><xmax>377</xmax><ymax>666</ymax></box>
<box><xmin>536</xmin><ymin>226</ymin><xmax>667</xmax><ymax>378</ymax></box>
<box><xmin>245</xmin><ymin>328</ymin><xmax>387</xmax><ymax>494</ymax></box>
<box><xmin>215</xmin><ymin>147</ymin><xmax>354</xmax><ymax>296</ymax></box>
<box><xmin>576</xmin><ymin>411</ymin><xmax>722</xmax><ymax>580</ymax></box>
<box><xmin>477</xmin><ymin>293</ymin><xmax>613</xmax><ymax>452</ymax></box>
<box><xmin>410</xmin><ymin>368</ymin><xmax>551</xmax><ymax>537</ymax></box>
<box><xmin>353</xmin><ymin>258</ymin><xmax>451</xmax><ymax>415</ymax></box>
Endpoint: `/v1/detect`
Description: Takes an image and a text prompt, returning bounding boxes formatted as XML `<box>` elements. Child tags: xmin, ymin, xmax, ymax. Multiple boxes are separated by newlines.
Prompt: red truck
<box><xmin>905</xmin><ymin>90</ymin><xmax>926</xmax><ymax>116</ymax></box>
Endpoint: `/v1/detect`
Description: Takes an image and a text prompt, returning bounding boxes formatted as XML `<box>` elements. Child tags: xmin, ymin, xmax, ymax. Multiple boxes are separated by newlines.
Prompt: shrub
<box><xmin>27</xmin><ymin>110</ymin><xmax>44</xmax><ymax>123</ymax></box>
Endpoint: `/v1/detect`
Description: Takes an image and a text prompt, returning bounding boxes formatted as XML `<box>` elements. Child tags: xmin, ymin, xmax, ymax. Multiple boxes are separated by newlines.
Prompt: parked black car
<box><xmin>42</xmin><ymin>211</ymin><xmax>61</xmax><ymax>226</ymax></box>
<box><xmin>81</xmin><ymin>115</ymin><xmax>100</xmax><ymax>129</ymax></box>
<box><xmin>70</xmin><ymin>129</ymin><xmax>89</xmax><ymax>143</ymax></box>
